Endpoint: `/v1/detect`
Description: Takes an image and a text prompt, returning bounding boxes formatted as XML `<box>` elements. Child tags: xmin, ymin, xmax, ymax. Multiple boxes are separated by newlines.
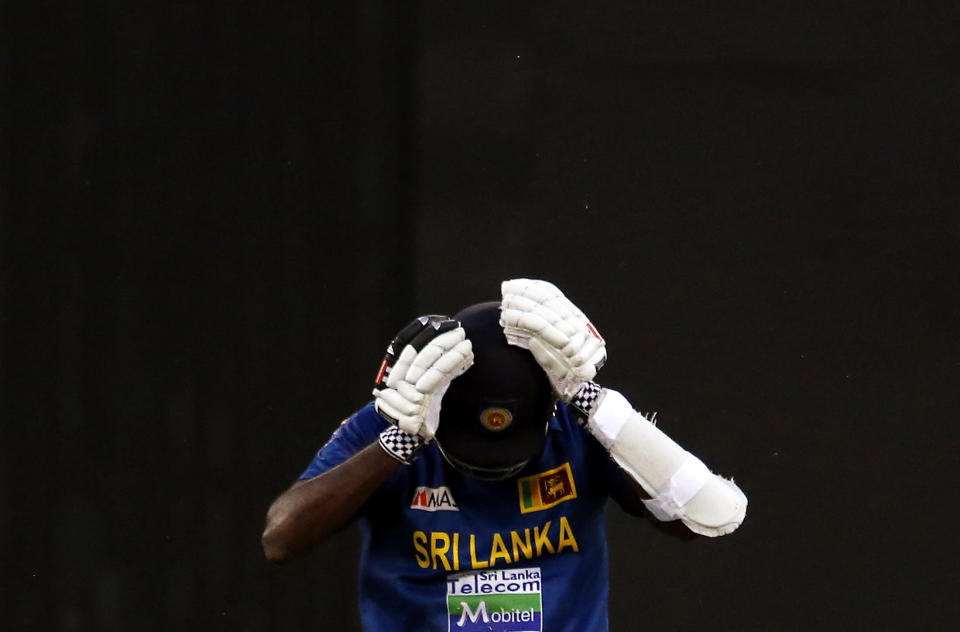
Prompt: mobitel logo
<box><xmin>447</xmin><ymin>567</ymin><xmax>542</xmax><ymax>632</ymax></box>
<box><xmin>411</xmin><ymin>486</ymin><xmax>459</xmax><ymax>512</ymax></box>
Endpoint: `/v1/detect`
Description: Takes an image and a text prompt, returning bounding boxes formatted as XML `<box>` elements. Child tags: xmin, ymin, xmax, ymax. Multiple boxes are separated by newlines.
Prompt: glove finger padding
<box><xmin>375</xmin><ymin>314</ymin><xmax>459</xmax><ymax>391</ymax></box>
<box><xmin>527</xmin><ymin>337</ymin><xmax>568</xmax><ymax>375</ymax></box>
<box><xmin>395</xmin><ymin>381</ymin><xmax>425</xmax><ymax>404</ymax></box>
<box><xmin>502</xmin><ymin>280</ymin><xmax>588</xmax><ymax>326</ymax></box>
<box><xmin>500</xmin><ymin>307</ymin><xmax>574</xmax><ymax>348</ymax></box>
<box><xmin>373</xmin><ymin>392</ymin><xmax>409</xmax><ymax>424</ymax></box>
<box><xmin>502</xmin><ymin>278</ymin><xmax>564</xmax><ymax>305</ymax></box>
<box><xmin>501</xmin><ymin>294</ymin><xmax>580</xmax><ymax>343</ymax></box>
<box><xmin>569</xmin><ymin>334</ymin><xmax>605</xmax><ymax>368</ymax></box>
<box><xmin>501</xmin><ymin>282</ymin><xmax>600</xmax><ymax>345</ymax></box>
<box><xmin>501</xmin><ymin>278</ymin><xmax>606</xmax><ymax>400</ymax></box>
<box><xmin>386</xmin><ymin>345</ymin><xmax>419</xmax><ymax>389</ymax></box>
<box><xmin>373</xmin><ymin>315</ymin><xmax>474</xmax><ymax>441</ymax></box>
<box><xmin>414</xmin><ymin>340</ymin><xmax>474</xmax><ymax>393</ymax></box>
<box><xmin>528</xmin><ymin>337</ymin><xmax>597</xmax><ymax>400</ymax></box>
<box><xmin>406</xmin><ymin>329</ymin><xmax>470</xmax><ymax>385</ymax></box>
<box><xmin>377</xmin><ymin>386</ymin><xmax>423</xmax><ymax>417</ymax></box>
<box><xmin>430</xmin><ymin>339</ymin><xmax>474</xmax><ymax>375</ymax></box>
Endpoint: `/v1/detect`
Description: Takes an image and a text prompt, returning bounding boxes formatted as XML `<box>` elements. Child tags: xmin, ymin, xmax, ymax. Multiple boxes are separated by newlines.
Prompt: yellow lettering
<box><xmin>557</xmin><ymin>516</ymin><xmax>579</xmax><ymax>553</ymax></box>
<box><xmin>469</xmin><ymin>534</ymin><xmax>489</xmax><ymax>569</ymax></box>
<box><xmin>431</xmin><ymin>532</ymin><xmax>451</xmax><ymax>571</ymax></box>
<box><xmin>443</xmin><ymin>519</ymin><xmax>574</xmax><ymax>571</ymax></box>
<box><xmin>453</xmin><ymin>532</ymin><xmax>460</xmax><ymax>570</ymax></box>
<box><xmin>534</xmin><ymin>521</ymin><xmax>555</xmax><ymax>556</ymax></box>
<box><xmin>490</xmin><ymin>533</ymin><xmax>512</xmax><ymax>567</ymax></box>
<box><xmin>413</xmin><ymin>531</ymin><xmax>429</xmax><ymax>569</ymax></box>
<box><xmin>511</xmin><ymin>528</ymin><xmax>533</xmax><ymax>561</ymax></box>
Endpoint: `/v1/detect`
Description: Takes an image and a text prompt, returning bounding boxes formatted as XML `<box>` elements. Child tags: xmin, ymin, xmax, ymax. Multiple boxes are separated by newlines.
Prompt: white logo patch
<box><xmin>411</xmin><ymin>486</ymin><xmax>459</xmax><ymax>512</ymax></box>
<box><xmin>446</xmin><ymin>567</ymin><xmax>543</xmax><ymax>631</ymax></box>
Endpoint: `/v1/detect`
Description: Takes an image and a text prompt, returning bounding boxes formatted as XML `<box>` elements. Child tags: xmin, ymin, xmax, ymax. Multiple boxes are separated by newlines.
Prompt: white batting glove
<box><xmin>373</xmin><ymin>315</ymin><xmax>474</xmax><ymax>443</ymax></box>
<box><xmin>500</xmin><ymin>279</ymin><xmax>606</xmax><ymax>400</ymax></box>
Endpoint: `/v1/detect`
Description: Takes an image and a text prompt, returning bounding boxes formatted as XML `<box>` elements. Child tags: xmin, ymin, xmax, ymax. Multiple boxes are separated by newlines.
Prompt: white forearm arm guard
<box><xmin>587</xmin><ymin>389</ymin><xmax>747</xmax><ymax>537</ymax></box>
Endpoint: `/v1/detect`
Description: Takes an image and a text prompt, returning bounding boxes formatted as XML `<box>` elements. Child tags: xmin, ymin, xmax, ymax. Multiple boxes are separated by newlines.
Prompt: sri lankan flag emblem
<box><xmin>517</xmin><ymin>462</ymin><xmax>578</xmax><ymax>514</ymax></box>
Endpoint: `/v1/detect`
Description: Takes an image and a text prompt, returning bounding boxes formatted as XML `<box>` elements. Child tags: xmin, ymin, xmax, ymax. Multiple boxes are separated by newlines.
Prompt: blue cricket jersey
<box><xmin>300</xmin><ymin>402</ymin><xmax>634</xmax><ymax>632</ymax></box>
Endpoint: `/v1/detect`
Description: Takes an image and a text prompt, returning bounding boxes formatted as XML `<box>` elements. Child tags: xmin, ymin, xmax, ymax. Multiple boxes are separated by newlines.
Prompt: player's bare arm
<box><xmin>262</xmin><ymin>442</ymin><xmax>401</xmax><ymax>563</ymax></box>
<box><xmin>263</xmin><ymin>314</ymin><xmax>474</xmax><ymax>564</ymax></box>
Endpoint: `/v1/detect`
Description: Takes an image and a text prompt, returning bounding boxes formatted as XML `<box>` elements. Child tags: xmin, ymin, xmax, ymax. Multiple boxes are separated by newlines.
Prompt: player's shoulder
<box><xmin>351</xmin><ymin>401</ymin><xmax>388</xmax><ymax>427</ymax></box>
<box><xmin>552</xmin><ymin>401</ymin><xmax>585</xmax><ymax>433</ymax></box>
<box><xmin>551</xmin><ymin>401</ymin><xmax>611</xmax><ymax>464</ymax></box>
<box><xmin>348</xmin><ymin>401</ymin><xmax>390</xmax><ymax>430</ymax></box>
<box><xmin>328</xmin><ymin>402</ymin><xmax>389</xmax><ymax>443</ymax></box>
<box><xmin>298</xmin><ymin>403</ymin><xmax>389</xmax><ymax>482</ymax></box>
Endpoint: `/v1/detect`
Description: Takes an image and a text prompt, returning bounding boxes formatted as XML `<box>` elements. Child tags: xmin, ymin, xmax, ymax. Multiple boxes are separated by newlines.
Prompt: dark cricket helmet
<box><xmin>434</xmin><ymin>301</ymin><xmax>556</xmax><ymax>479</ymax></box>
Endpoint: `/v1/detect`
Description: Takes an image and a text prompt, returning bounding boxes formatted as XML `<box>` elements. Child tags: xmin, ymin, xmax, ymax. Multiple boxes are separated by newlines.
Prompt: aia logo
<box><xmin>411</xmin><ymin>486</ymin><xmax>459</xmax><ymax>512</ymax></box>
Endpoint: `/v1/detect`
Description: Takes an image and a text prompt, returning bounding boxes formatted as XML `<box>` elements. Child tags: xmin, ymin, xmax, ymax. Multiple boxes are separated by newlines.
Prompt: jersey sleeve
<box><xmin>298</xmin><ymin>402</ymin><xmax>389</xmax><ymax>480</ymax></box>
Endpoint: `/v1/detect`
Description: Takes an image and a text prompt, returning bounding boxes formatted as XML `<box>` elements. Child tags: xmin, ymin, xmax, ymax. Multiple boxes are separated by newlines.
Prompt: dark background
<box><xmin>2</xmin><ymin>1</ymin><xmax>957</xmax><ymax>630</ymax></box>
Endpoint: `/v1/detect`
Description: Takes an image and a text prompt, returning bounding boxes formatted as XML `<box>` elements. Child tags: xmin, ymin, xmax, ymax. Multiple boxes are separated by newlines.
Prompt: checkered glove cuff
<box><xmin>569</xmin><ymin>381</ymin><xmax>603</xmax><ymax>423</ymax></box>
<box><xmin>378</xmin><ymin>425</ymin><xmax>424</xmax><ymax>465</ymax></box>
